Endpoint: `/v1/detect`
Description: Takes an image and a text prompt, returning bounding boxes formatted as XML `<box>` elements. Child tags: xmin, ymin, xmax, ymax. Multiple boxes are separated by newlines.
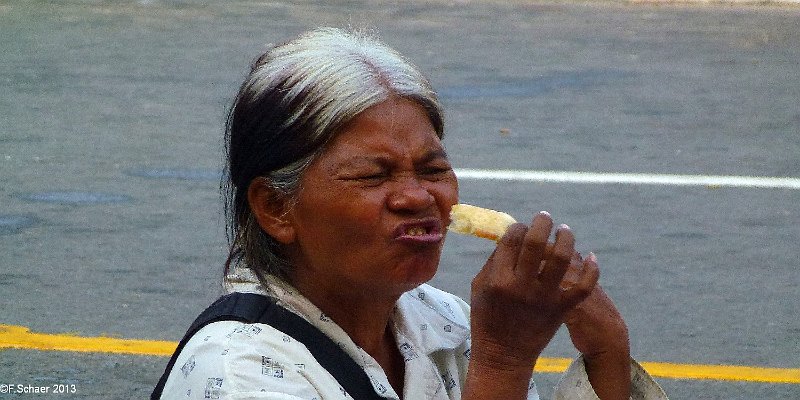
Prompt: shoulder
<box><xmin>159</xmin><ymin>320</ymin><xmax>338</xmax><ymax>399</ymax></box>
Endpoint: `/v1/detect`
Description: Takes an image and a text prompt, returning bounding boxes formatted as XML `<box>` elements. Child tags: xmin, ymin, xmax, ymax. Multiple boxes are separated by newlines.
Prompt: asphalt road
<box><xmin>1</xmin><ymin>1</ymin><xmax>799</xmax><ymax>399</ymax></box>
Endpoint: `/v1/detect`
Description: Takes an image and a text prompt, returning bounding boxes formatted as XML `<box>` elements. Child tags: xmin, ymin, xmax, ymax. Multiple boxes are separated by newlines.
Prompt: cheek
<box><xmin>431</xmin><ymin>178</ymin><xmax>459</xmax><ymax>218</ymax></box>
<box><xmin>292</xmin><ymin>199</ymin><xmax>382</xmax><ymax>266</ymax></box>
<box><xmin>307</xmin><ymin>189</ymin><xmax>386</xmax><ymax>239</ymax></box>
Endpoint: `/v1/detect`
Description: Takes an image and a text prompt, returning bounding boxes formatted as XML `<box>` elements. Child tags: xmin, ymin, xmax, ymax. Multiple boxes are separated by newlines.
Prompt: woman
<box><xmin>154</xmin><ymin>28</ymin><xmax>667</xmax><ymax>399</ymax></box>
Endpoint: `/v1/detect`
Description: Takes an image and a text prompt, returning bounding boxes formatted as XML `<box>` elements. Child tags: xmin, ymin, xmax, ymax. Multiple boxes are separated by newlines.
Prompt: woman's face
<box><xmin>284</xmin><ymin>97</ymin><xmax>458</xmax><ymax>300</ymax></box>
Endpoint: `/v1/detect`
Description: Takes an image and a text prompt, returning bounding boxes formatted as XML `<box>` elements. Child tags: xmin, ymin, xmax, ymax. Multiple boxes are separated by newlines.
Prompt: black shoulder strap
<box><xmin>152</xmin><ymin>292</ymin><xmax>385</xmax><ymax>400</ymax></box>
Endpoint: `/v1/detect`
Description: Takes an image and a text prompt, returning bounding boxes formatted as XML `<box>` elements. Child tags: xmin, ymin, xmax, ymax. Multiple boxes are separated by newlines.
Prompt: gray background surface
<box><xmin>1</xmin><ymin>1</ymin><xmax>798</xmax><ymax>398</ymax></box>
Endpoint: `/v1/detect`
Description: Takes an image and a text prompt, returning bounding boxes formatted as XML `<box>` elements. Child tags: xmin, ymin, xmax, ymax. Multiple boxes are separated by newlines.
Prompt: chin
<box><xmin>392</xmin><ymin>257</ymin><xmax>439</xmax><ymax>291</ymax></box>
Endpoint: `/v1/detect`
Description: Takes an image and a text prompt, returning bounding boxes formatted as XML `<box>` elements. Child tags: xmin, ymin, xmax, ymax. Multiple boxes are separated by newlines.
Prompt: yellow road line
<box><xmin>2</xmin><ymin>324</ymin><xmax>799</xmax><ymax>384</ymax></box>
<box><xmin>532</xmin><ymin>357</ymin><xmax>800</xmax><ymax>384</ymax></box>
<box><xmin>638</xmin><ymin>361</ymin><xmax>800</xmax><ymax>384</ymax></box>
<box><xmin>0</xmin><ymin>324</ymin><xmax>176</xmax><ymax>357</ymax></box>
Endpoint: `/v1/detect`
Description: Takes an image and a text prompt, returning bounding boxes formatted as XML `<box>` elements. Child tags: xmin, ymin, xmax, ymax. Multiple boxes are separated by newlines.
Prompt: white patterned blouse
<box><xmin>158</xmin><ymin>270</ymin><xmax>667</xmax><ymax>399</ymax></box>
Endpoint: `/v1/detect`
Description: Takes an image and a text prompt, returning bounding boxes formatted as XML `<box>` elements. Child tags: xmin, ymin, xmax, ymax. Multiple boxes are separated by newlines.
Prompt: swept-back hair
<box><xmin>223</xmin><ymin>27</ymin><xmax>444</xmax><ymax>283</ymax></box>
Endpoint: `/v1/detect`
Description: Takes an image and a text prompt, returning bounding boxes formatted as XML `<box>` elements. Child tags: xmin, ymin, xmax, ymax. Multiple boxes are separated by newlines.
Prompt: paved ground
<box><xmin>1</xmin><ymin>0</ymin><xmax>799</xmax><ymax>398</ymax></box>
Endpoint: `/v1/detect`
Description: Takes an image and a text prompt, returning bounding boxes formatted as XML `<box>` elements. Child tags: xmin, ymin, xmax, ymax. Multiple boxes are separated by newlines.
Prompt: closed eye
<box><xmin>417</xmin><ymin>157</ymin><xmax>453</xmax><ymax>180</ymax></box>
<box><xmin>419</xmin><ymin>166</ymin><xmax>452</xmax><ymax>179</ymax></box>
<box><xmin>355</xmin><ymin>173</ymin><xmax>388</xmax><ymax>181</ymax></box>
<box><xmin>338</xmin><ymin>171</ymin><xmax>389</xmax><ymax>186</ymax></box>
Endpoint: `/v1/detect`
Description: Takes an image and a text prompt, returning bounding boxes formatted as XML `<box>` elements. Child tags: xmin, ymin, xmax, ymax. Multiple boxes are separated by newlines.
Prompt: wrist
<box><xmin>580</xmin><ymin>333</ymin><xmax>630</xmax><ymax>362</ymax></box>
<box><xmin>582</xmin><ymin>346</ymin><xmax>630</xmax><ymax>371</ymax></box>
<box><xmin>464</xmin><ymin>343</ymin><xmax>537</xmax><ymax>400</ymax></box>
<box><xmin>469</xmin><ymin>337</ymin><xmax>540</xmax><ymax>372</ymax></box>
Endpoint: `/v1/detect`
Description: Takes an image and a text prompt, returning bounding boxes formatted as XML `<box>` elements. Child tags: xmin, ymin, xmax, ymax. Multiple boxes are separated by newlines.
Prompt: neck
<box><xmin>288</xmin><ymin>276</ymin><xmax>406</xmax><ymax>396</ymax></box>
<box><xmin>295</xmin><ymin>278</ymin><xmax>399</xmax><ymax>353</ymax></box>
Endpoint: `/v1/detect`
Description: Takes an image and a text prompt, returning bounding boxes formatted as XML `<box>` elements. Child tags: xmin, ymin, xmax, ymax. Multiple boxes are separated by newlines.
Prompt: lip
<box><xmin>393</xmin><ymin>218</ymin><xmax>444</xmax><ymax>244</ymax></box>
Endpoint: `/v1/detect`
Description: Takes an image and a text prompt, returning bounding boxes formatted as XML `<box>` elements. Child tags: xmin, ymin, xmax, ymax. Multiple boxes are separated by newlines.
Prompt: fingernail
<box><xmin>558</xmin><ymin>223</ymin><xmax>570</xmax><ymax>230</ymax></box>
<box><xmin>539</xmin><ymin>210</ymin><xmax>551</xmax><ymax>217</ymax></box>
<box><xmin>588</xmin><ymin>252</ymin><xmax>597</xmax><ymax>262</ymax></box>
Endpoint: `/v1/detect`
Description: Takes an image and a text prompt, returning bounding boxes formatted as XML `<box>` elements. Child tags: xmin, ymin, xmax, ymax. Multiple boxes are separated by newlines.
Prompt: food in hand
<box><xmin>448</xmin><ymin>203</ymin><xmax>517</xmax><ymax>241</ymax></box>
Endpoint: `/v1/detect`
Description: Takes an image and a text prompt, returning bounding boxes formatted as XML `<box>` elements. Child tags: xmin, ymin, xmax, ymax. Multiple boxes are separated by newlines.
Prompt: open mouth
<box><xmin>395</xmin><ymin>219</ymin><xmax>443</xmax><ymax>243</ymax></box>
<box><xmin>405</xmin><ymin>226</ymin><xmax>428</xmax><ymax>236</ymax></box>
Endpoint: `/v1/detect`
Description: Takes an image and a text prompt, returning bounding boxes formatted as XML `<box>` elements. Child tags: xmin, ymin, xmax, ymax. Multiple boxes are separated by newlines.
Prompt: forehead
<box><xmin>323</xmin><ymin>98</ymin><xmax>444</xmax><ymax>162</ymax></box>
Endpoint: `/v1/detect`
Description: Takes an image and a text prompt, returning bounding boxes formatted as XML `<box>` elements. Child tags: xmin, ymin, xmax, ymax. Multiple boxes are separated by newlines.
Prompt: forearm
<box><xmin>564</xmin><ymin>283</ymin><xmax>631</xmax><ymax>399</ymax></box>
<box><xmin>583</xmin><ymin>349</ymin><xmax>631</xmax><ymax>400</ymax></box>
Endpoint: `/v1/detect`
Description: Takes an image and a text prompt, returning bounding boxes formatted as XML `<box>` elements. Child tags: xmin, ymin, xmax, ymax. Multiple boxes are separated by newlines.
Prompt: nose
<box><xmin>387</xmin><ymin>176</ymin><xmax>435</xmax><ymax>213</ymax></box>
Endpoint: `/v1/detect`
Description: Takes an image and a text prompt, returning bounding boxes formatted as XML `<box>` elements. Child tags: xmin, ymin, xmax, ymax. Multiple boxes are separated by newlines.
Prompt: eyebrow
<box><xmin>417</xmin><ymin>149</ymin><xmax>450</xmax><ymax>165</ymax></box>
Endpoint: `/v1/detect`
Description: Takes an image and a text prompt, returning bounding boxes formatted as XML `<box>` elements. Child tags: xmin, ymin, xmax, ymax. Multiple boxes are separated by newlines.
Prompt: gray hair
<box><xmin>223</xmin><ymin>27</ymin><xmax>444</xmax><ymax>284</ymax></box>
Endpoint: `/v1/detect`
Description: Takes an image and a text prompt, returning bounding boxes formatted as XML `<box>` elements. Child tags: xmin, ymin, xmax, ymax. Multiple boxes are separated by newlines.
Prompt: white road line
<box><xmin>454</xmin><ymin>169</ymin><xmax>800</xmax><ymax>189</ymax></box>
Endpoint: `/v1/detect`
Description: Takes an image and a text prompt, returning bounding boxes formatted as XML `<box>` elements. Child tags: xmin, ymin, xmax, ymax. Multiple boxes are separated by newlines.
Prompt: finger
<box><xmin>515</xmin><ymin>211</ymin><xmax>553</xmax><ymax>277</ymax></box>
<box><xmin>538</xmin><ymin>224</ymin><xmax>574</xmax><ymax>289</ymax></box>
<box><xmin>561</xmin><ymin>253</ymin><xmax>600</xmax><ymax>308</ymax></box>
<box><xmin>559</xmin><ymin>252</ymin><xmax>584</xmax><ymax>290</ymax></box>
<box><xmin>484</xmin><ymin>222</ymin><xmax>528</xmax><ymax>275</ymax></box>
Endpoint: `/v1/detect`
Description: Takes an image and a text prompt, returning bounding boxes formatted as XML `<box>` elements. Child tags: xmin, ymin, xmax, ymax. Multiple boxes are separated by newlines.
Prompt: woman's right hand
<box><xmin>464</xmin><ymin>211</ymin><xmax>599</xmax><ymax>399</ymax></box>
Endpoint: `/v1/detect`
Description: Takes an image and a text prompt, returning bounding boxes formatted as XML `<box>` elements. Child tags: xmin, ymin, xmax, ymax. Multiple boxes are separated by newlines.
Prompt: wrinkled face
<box><xmin>284</xmin><ymin>97</ymin><xmax>459</xmax><ymax>299</ymax></box>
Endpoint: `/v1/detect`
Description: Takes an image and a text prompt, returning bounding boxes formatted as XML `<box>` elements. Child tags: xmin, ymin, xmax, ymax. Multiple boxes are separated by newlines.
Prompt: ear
<box><xmin>247</xmin><ymin>177</ymin><xmax>296</xmax><ymax>244</ymax></box>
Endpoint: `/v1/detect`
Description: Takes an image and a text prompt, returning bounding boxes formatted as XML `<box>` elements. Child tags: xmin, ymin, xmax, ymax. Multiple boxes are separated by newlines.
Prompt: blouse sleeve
<box><xmin>552</xmin><ymin>355</ymin><xmax>669</xmax><ymax>400</ymax></box>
